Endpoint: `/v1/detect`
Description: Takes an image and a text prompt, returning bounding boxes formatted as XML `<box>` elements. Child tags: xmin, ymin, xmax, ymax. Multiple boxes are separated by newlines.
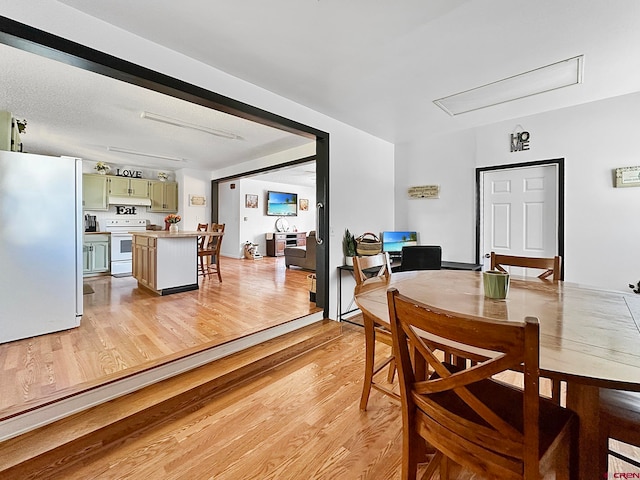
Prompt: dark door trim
<box><xmin>0</xmin><ymin>15</ymin><xmax>330</xmax><ymax>315</ymax></box>
<box><xmin>475</xmin><ymin>158</ymin><xmax>565</xmax><ymax>278</ymax></box>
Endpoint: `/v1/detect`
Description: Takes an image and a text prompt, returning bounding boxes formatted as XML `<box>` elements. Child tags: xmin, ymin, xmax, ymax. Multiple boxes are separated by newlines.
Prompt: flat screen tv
<box><xmin>382</xmin><ymin>231</ymin><xmax>418</xmax><ymax>257</ymax></box>
<box><xmin>266</xmin><ymin>190</ymin><xmax>298</xmax><ymax>216</ymax></box>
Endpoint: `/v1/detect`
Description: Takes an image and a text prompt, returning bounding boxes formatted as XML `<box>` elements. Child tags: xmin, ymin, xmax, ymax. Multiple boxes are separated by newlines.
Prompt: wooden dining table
<box><xmin>354</xmin><ymin>269</ymin><xmax>640</xmax><ymax>479</ymax></box>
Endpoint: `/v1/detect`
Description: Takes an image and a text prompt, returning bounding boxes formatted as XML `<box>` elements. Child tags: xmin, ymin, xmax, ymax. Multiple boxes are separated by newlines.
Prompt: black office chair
<box><xmin>399</xmin><ymin>245</ymin><xmax>442</xmax><ymax>271</ymax></box>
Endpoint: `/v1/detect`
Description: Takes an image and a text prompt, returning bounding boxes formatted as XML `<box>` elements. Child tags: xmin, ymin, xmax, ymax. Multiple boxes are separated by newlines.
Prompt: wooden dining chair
<box><xmin>197</xmin><ymin>223</ymin><xmax>225</xmax><ymax>282</ymax></box>
<box><xmin>491</xmin><ymin>251</ymin><xmax>565</xmax><ymax>403</ymax></box>
<box><xmin>352</xmin><ymin>252</ymin><xmax>399</xmax><ymax>410</ymax></box>
<box><xmin>387</xmin><ymin>287</ymin><xmax>576</xmax><ymax>480</ymax></box>
<box><xmin>207</xmin><ymin>223</ymin><xmax>225</xmax><ymax>282</ymax></box>
<box><xmin>599</xmin><ymin>389</ymin><xmax>640</xmax><ymax>473</ymax></box>
<box><xmin>490</xmin><ymin>252</ymin><xmax>562</xmax><ymax>281</ymax></box>
<box><xmin>197</xmin><ymin>223</ymin><xmax>211</xmax><ymax>277</ymax></box>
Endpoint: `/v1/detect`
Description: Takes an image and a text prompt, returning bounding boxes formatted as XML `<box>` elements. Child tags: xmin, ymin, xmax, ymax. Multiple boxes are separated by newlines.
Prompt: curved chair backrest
<box><xmin>353</xmin><ymin>252</ymin><xmax>392</xmax><ymax>286</ymax></box>
<box><xmin>490</xmin><ymin>252</ymin><xmax>562</xmax><ymax>281</ymax></box>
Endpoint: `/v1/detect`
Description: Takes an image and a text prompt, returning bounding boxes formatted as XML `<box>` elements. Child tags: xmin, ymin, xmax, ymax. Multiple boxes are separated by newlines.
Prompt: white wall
<box><xmin>475</xmin><ymin>92</ymin><xmax>640</xmax><ymax>291</ymax></box>
<box><xmin>5</xmin><ymin>5</ymin><xmax>396</xmax><ymax>318</ymax></box>
<box><xmin>240</xmin><ymin>179</ymin><xmax>316</xmax><ymax>257</ymax></box>
<box><xmin>175</xmin><ymin>168</ymin><xmax>211</xmax><ymax>229</ymax></box>
<box><xmin>395</xmin><ymin>131</ymin><xmax>477</xmax><ymax>263</ymax></box>
<box><xmin>218</xmin><ymin>178</ymin><xmax>316</xmax><ymax>258</ymax></box>
<box><xmin>396</xmin><ymin>91</ymin><xmax>640</xmax><ymax>292</ymax></box>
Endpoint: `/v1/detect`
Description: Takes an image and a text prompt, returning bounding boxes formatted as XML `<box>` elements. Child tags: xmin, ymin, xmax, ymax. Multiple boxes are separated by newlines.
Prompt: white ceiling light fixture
<box><xmin>107</xmin><ymin>146</ymin><xmax>187</xmax><ymax>163</ymax></box>
<box><xmin>140</xmin><ymin>111</ymin><xmax>242</xmax><ymax>140</ymax></box>
<box><xmin>434</xmin><ymin>55</ymin><xmax>584</xmax><ymax>116</ymax></box>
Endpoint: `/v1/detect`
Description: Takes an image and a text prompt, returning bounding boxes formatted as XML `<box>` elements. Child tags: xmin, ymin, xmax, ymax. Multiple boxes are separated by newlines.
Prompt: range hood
<box><xmin>108</xmin><ymin>196</ymin><xmax>152</xmax><ymax>207</ymax></box>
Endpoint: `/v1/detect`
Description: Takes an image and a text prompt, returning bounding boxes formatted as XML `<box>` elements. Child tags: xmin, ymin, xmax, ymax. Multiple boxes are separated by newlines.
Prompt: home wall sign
<box><xmin>510</xmin><ymin>131</ymin><xmax>530</xmax><ymax>152</ymax></box>
<box><xmin>114</xmin><ymin>168</ymin><xmax>143</xmax><ymax>178</ymax></box>
<box><xmin>615</xmin><ymin>166</ymin><xmax>640</xmax><ymax>187</ymax></box>
<box><xmin>408</xmin><ymin>185</ymin><xmax>440</xmax><ymax>199</ymax></box>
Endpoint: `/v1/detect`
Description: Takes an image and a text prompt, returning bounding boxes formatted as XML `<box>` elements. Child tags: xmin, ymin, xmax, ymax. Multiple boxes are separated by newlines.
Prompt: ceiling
<box><xmin>0</xmin><ymin>42</ymin><xmax>314</xmax><ymax>181</ymax></box>
<box><xmin>4</xmin><ymin>1</ymin><xmax>640</xmax><ymax>181</ymax></box>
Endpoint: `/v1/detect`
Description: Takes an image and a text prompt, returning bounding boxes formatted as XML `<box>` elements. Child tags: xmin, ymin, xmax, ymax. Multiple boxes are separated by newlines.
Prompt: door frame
<box><xmin>475</xmin><ymin>158</ymin><xmax>565</xmax><ymax>277</ymax></box>
<box><xmin>0</xmin><ymin>15</ymin><xmax>330</xmax><ymax>316</ymax></box>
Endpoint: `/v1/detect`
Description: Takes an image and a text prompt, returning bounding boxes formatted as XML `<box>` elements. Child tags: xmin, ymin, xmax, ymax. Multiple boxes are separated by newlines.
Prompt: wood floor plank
<box><xmin>0</xmin><ymin>256</ymin><xmax>319</xmax><ymax>418</ymax></box>
<box><xmin>4</xmin><ymin>322</ymin><xmax>639</xmax><ymax>479</ymax></box>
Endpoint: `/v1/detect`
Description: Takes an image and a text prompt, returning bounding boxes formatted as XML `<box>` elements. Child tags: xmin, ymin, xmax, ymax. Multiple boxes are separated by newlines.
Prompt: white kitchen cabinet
<box><xmin>149</xmin><ymin>181</ymin><xmax>178</xmax><ymax>212</ymax></box>
<box><xmin>83</xmin><ymin>234</ymin><xmax>110</xmax><ymax>275</ymax></box>
<box><xmin>82</xmin><ymin>174</ymin><xmax>109</xmax><ymax>210</ymax></box>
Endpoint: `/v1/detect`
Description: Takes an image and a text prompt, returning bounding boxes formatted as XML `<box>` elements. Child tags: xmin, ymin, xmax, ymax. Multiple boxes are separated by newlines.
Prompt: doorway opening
<box><xmin>0</xmin><ymin>16</ymin><xmax>330</xmax><ymax>431</ymax></box>
<box><xmin>475</xmin><ymin>158</ymin><xmax>565</xmax><ymax>275</ymax></box>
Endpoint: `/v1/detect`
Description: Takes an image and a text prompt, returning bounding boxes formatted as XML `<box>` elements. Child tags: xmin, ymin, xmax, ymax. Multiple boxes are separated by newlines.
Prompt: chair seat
<box><xmin>418</xmin><ymin>371</ymin><xmax>575</xmax><ymax>461</ymax></box>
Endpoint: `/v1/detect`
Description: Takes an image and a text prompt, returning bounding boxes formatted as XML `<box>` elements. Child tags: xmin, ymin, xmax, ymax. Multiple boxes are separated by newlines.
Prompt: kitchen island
<box><xmin>131</xmin><ymin>230</ymin><xmax>223</xmax><ymax>295</ymax></box>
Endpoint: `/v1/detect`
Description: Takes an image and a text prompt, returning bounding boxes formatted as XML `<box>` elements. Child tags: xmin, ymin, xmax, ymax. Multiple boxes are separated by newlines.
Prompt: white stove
<box><xmin>105</xmin><ymin>218</ymin><xmax>148</xmax><ymax>275</ymax></box>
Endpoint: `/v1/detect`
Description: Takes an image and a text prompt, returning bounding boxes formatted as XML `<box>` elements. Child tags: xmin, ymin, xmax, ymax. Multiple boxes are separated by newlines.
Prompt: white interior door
<box><xmin>481</xmin><ymin>164</ymin><xmax>558</xmax><ymax>275</ymax></box>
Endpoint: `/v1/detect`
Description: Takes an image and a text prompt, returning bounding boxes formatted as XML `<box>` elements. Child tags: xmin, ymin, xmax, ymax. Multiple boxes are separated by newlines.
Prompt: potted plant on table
<box><xmin>343</xmin><ymin>228</ymin><xmax>357</xmax><ymax>266</ymax></box>
<box><xmin>165</xmin><ymin>213</ymin><xmax>181</xmax><ymax>233</ymax></box>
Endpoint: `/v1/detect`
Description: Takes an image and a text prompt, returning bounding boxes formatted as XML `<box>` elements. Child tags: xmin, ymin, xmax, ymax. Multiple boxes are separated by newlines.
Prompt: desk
<box><xmin>354</xmin><ymin>270</ymin><xmax>640</xmax><ymax>479</ymax></box>
<box><xmin>337</xmin><ymin>261</ymin><xmax>481</xmax><ymax>322</ymax></box>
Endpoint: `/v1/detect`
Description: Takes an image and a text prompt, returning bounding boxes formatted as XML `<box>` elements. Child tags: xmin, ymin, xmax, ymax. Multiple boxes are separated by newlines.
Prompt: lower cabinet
<box><xmin>83</xmin><ymin>234</ymin><xmax>110</xmax><ymax>275</ymax></box>
<box><xmin>133</xmin><ymin>235</ymin><xmax>157</xmax><ymax>291</ymax></box>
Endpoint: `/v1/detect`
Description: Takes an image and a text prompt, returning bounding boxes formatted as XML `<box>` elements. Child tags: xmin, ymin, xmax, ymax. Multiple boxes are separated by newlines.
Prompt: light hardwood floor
<box><xmin>46</xmin><ymin>323</ymin><xmax>640</xmax><ymax>480</ymax></box>
<box><xmin>0</xmin><ymin>256</ymin><xmax>320</xmax><ymax>419</ymax></box>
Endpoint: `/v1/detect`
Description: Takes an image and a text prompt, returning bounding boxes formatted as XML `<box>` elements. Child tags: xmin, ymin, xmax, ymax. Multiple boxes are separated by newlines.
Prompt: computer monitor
<box><xmin>381</xmin><ymin>231</ymin><xmax>418</xmax><ymax>258</ymax></box>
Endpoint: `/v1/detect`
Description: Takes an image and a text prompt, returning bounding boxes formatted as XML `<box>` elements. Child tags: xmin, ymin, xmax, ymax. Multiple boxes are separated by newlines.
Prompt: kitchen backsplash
<box><xmin>84</xmin><ymin>208</ymin><xmax>175</xmax><ymax>232</ymax></box>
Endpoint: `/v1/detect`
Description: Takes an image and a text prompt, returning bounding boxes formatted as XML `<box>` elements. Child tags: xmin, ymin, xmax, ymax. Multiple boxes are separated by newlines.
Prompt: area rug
<box><xmin>83</xmin><ymin>283</ymin><xmax>94</xmax><ymax>295</ymax></box>
<box><xmin>112</xmin><ymin>273</ymin><xmax>132</xmax><ymax>278</ymax></box>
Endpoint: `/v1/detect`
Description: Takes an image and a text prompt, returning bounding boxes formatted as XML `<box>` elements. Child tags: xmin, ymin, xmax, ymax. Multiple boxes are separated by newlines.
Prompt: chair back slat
<box><xmin>353</xmin><ymin>252</ymin><xmax>392</xmax><ymax>286</ymax></box>
<box><xmin>490</xmin><ymin>252</ymin><xmax>561</xmax><ymax>281</ymax></box>
<box><xmin>197</xmin><ymin>223</ymin><xmax>210</xmax><ymax>250</ymax></box>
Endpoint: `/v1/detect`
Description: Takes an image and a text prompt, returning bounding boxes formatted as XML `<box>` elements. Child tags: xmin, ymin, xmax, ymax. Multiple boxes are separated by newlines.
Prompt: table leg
<box><xmin>565</xmin><ymin>382</ymin><xmax>602</xmax><ymax>480</ymax></box>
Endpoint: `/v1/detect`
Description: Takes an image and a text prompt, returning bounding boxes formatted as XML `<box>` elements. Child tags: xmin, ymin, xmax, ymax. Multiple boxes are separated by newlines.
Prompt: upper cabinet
<box><xmin>83</xmin><ymin>174</ymin><xmax>178</xmax><ymax>212</ymax></box>
<box><xmin>83</xmin><ymin>174</ymin><xmax>109</xmax><ymax>210</ymax></box>
<box><xmin>0</xmin><ymin>110</ymin><xmax>23</xmax><ymax>152</ymax></box>
<box><xmin>149</xmin><ymin>181</ymin><xmax>178</xmax><ymax>213</ymax></box>
<box><xmin>108</xmin><ymin>176</ymin><xmax>149</xmax><ymax>198</ymax></box>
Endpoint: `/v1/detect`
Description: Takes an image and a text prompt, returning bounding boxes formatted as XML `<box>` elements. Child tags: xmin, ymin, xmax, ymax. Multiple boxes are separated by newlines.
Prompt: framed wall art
<box><xmin>189</xmin><ymin>194</ymin><xmax>206</xmax><ymax>207</ymax></box>
<box><xmin>245</xmin><ymin>194</ymin><xmax>258</xmax><ymax>208</ymax></box>
<box><xmin>615</xmin><ymin>166</ymin><xmax>640</xmax><ymax>187</ymax></box>
<box><xmin>299</xmin><ymin>198</ymin><xmax>309</xmax><ymax>211</ymax></box>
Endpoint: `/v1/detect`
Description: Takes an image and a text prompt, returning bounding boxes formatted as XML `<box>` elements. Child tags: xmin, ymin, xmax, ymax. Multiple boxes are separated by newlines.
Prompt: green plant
<box><xmin>342</xmin><ymin>229</ymin><xmax>356</xmax><ymax>257</ymax></box>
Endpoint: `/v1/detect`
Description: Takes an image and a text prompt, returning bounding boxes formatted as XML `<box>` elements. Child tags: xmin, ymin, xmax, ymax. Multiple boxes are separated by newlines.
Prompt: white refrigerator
<box><xmin>0</xmin><ymin>151</ymin><xmax>83</xmax><ymax>343</ymax></box>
